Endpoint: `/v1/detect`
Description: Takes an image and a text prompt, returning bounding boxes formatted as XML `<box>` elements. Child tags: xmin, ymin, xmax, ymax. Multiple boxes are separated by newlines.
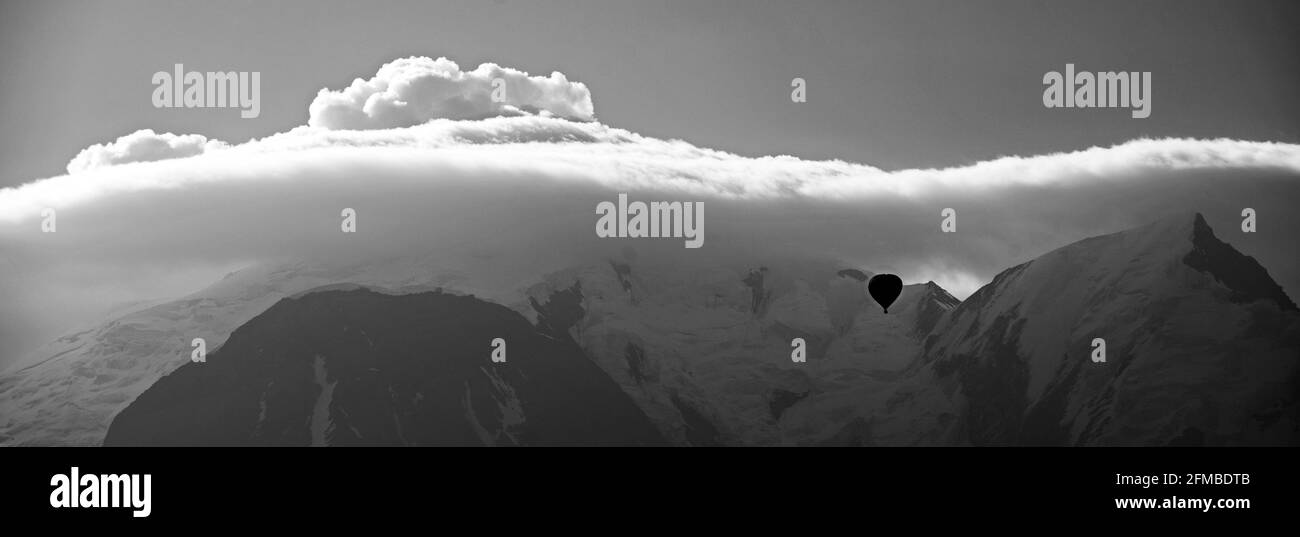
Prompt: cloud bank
<box><xmin>3</xmin><ymin>56</ymin><xmax>1300</xmax><ymax>371</ymax></box>
<box><xmin>307</xmin><ymin>56</ymin><xmax>595</xmax><ymax>130</ymax></box>
<box><xmin>66</xmin><ymin>129</ymin><xmax>228</xmax><ymax>173</ymax></box>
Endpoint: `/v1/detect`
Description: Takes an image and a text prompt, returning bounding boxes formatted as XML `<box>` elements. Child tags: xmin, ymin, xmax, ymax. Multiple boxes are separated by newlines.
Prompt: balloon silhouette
<box><xmin>867</xmin><ymin>274</ymin><xmax>903</xmax><ymax>313</ymax></box>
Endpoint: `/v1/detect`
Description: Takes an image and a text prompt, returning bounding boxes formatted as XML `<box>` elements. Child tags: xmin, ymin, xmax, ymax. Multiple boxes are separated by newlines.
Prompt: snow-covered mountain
<box><xmin>872</xmin><ymin>212</ymin><xmax>1298</xmax><ymax>446</ymax></box>
<box><xmin>522</xmin><ymin>258</ymin><xmax>960</xmax><ymax>445</ymax></box>
<box><xmin>1</xmin><ymin>249</ymin><xmax>957</xmax><ymax>445</ymax></box>
<box><xmin>4</xmin><ymin>212</ymin><xmax>1296</xmax><ymax>446</ymax></box>
<box><xmin>0</xmin><ymin>253</ymin><xmax>561</xmax><ymax>446</ymax></box>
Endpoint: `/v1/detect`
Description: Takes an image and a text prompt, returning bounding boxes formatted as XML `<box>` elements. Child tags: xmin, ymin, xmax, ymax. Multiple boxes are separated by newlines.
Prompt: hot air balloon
<box><xmin>867</xmin><ymin>274</ymin><xmax>903</xmax><ymax>313</ymax></box>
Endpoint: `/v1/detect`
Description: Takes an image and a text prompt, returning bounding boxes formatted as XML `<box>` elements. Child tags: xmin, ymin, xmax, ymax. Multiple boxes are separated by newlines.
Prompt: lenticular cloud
<box><xmin>307</xmin><ymin>56</ymin><xmax>596</xmax><ymax>130</ymax></box>
<box><xmin>3</xmin><ymin>55</ymin><xmax>1300</xmax><ymax>370</ymax></box>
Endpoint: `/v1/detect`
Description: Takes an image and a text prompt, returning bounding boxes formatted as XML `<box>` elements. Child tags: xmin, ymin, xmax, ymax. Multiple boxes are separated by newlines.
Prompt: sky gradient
<box><xmin>1</xmin><ymin>0</ymin><xmax>1298</xmax><ymax>189</ymax></box>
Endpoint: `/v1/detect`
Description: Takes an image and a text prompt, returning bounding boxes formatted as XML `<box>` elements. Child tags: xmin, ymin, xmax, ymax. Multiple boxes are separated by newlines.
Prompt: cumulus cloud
<box><xmin>307</xmin><ymin>56</ymin><xmax>595</xmax><ymax>130</ymax></box>
<box><xmin>66</xmin><ymin>129</ymin><xmax>228</xmax><ymax>173</ymax></box>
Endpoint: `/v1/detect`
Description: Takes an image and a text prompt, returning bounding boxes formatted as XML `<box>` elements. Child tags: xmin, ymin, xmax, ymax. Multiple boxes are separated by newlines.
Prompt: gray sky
<box><xmin>1</xmin><ymin>0</ymin><xmax>1298</xmax><ymax>369</ymax></box>
<box><xmin>1</xmin><ymin>0</ymin><xmax>1297</xmax><ymax>189</ymax></box>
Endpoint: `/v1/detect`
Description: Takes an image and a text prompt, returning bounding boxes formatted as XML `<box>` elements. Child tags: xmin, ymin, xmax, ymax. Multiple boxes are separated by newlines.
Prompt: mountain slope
<box><xmin>104</xmin><ymin>286</ymin><xmax>665</xmax><ymax>446</ymax></box>
<box><xmin>0</xmin><ymin>252</ymin><xmax>564</xmax><ymax>446</ymax></box>
<box><xmin>536</xmin><ymin>257</ymin><xmax>961</xmax><ymax>445</ymax></box>
<box><xmin>878</xmin><ymin>213</ymin><xmax>1299</xmax><ymax>446</ymax></box>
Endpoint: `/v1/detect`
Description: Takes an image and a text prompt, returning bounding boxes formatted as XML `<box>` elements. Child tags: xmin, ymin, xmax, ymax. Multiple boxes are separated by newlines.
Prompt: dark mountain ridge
<box><xmin>104</xmin><ymin>287</ymin><xmax>666</xmax><ymax>446</ymax></box>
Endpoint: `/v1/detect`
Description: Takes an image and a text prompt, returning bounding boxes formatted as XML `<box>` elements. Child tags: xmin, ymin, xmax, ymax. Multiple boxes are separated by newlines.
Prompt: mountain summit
<box><xmin>105</xmin><ymin>286</ymin><xmax>665</xmax><ymax>446</ymax></box>
<box><xmin>883</xmin><ymin>212</ymin><xmax>1299</xmax><ymax>446</ymax></box>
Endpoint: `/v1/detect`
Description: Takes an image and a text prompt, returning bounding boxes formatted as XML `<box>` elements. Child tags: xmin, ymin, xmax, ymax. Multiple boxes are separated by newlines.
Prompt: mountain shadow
<box><xmin>104</xmin><ymin>287</ymin><xmax>666</xmax><ymax>446</ymax></box>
